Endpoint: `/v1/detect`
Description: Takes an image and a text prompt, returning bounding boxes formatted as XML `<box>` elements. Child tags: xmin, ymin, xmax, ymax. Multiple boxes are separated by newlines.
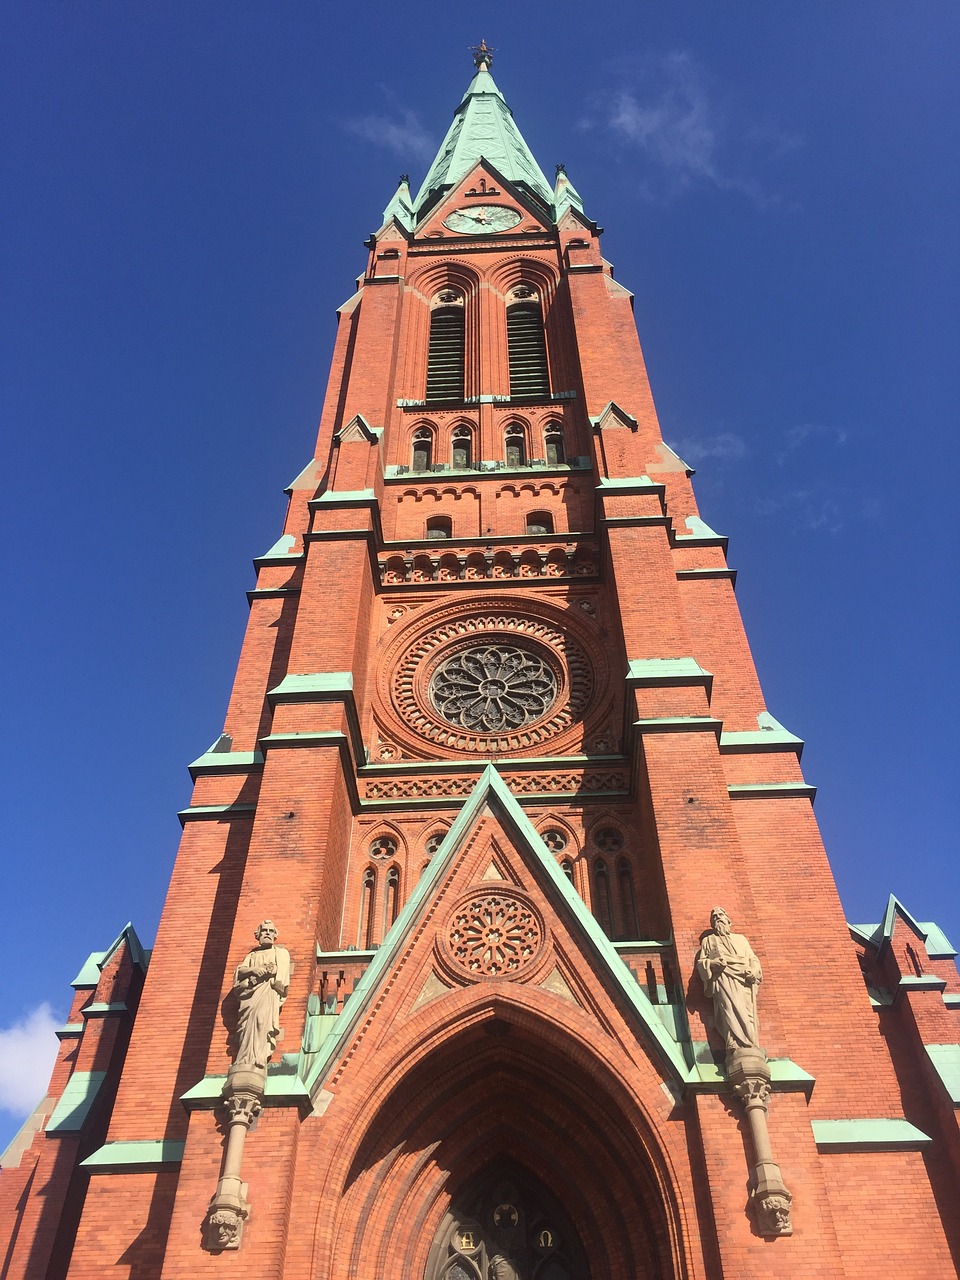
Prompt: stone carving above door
<box><xmin>441</xmin><ymin>891</ymin><xmax>545</xmax><ymax>981</ymax></box>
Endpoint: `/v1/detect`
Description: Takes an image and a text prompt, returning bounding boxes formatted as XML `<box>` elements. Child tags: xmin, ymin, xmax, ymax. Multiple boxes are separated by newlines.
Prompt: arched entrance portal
<box><xmin>314</xmin><ymin>1001</ymin><xmax>689</xmax><ymax>1280</ymax></box>
<box><xmin>425</xmin><ymin>1163</ymin><xmax>590</xmax><ymax>1279</ymax></box>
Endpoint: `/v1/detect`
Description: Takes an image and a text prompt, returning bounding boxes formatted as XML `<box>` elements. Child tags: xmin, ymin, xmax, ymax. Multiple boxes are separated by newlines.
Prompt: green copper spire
<box><xmin>380</xmin><ymin>174</ymin><xmax>414</xmax><ymax>232</ymax></box>
<box><xmin>553</xmin><ymin>163</ymin><xmax>584</xmax><ymax>221</ymax></box>
<box><xmin>413</xmin><ymin>43</ymin><xmax>553</xmax><ymax>218</ymax></box>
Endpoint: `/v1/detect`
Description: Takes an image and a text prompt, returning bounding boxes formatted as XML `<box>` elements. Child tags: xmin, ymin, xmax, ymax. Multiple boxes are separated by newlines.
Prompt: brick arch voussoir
<box><xmin>311</xmin><ymin>991</ymin><xmax>692</xmax><ymax>1280</ymax></box>
<box><xmin>408</xmin><ymin>259</ymin><xmax>482</xmax><ymax>304</ymax></box>
<box><xmin>488</xmin><ymin>256</ymin><xmax>559</xmax><ymax>304</ymax></box>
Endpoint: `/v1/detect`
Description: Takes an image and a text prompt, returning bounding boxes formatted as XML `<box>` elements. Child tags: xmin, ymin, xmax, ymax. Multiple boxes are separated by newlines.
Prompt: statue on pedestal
<box><xmin>234</xmin><ymin>919</ymin><xmax>290</xmax><ymax>1070</ymax></box>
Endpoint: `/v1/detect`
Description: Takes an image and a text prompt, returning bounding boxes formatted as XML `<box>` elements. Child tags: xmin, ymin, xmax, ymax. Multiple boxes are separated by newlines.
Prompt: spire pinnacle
<box><xmin>469</xmin><ymin>39</ymin><xmax>495</xmax><ymax>71</ymax></box>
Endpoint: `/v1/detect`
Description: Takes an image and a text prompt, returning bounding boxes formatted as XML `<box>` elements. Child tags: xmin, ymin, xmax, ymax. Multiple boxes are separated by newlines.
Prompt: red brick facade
<box><xmin>3</xmin><ymin>55</ymin><xmax>958</xmax><ymax>1279</ymax></box>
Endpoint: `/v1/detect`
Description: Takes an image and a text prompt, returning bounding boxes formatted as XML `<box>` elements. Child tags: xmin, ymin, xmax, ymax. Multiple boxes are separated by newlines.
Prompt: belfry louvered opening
<box><xmin>507</xmin><ymin>297</ymin><xmax>550</xmax><ymax>399</ymax></box>
<box><xmin>426</xmin><ymin>295</ymin><xmax>466</xmax><ymax>402</ymax></box>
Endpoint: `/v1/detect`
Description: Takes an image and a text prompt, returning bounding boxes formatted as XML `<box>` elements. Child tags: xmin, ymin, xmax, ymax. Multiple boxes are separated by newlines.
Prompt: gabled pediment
<box><xmin>335</xmin><ymin>414</ymin><xmax>381</xmax><ymax>445</ymax></box>
<box><xmin>590</xmin><ymin>401</ymin><xmax>639</xmax><ymax>433</ymax></box>
<box><xmin>302</xmin><ymin>767</ymin><xmax>690</xmax><ymax>1103</ymax></box>
<box><xmin>415</xmin><ymin>161</ymin><xmax>553</xmax><ymax>241</ymax></box>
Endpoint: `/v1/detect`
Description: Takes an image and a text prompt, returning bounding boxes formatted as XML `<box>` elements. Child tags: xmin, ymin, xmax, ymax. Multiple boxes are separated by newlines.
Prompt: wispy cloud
<box><xmin>776</xmin><ymin>422</ymin><xmax>849</xmax><ymax>464</ymax></box>
<box><xmin>755</xmin><ymin>485</ymin><xmax>880</xmax><ymax>535</ymax></box>
<box><xmin>670</xmin><ymin>431</ymin><xmax>748</xmax><ymax>464</ymax></box>
<box><xmin>0</xmin><ymin>1004</ymin><xmax>59</xmax><ymax>1116</ymax></box>
<box><xmin>581</xmin><ymin>51</ymin><xmax>800</xmax><ymax>205</ymax></box>
<box><xmin>342</xmin><ymin>98</ymin><xmax>435</xmax><ymax>165</ymax></box>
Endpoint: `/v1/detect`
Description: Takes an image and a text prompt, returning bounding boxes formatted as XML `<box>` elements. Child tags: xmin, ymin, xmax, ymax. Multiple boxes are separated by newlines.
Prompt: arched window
<box><xmin>384</xmin><ymin>866</ymin><xmax>400</xmax><ymax>933</ymax></box>
<box><xmin>504</xmin><ymin>424</ymin><xmax>526</xmax><ymax>468</ymax></box>
<box><xmin>561</xmin><ymin>858</ymin><xmax>574</xmax><ymax>882</ymax></box>
<box><xmin>426</xmin><ymin>289</ymin><xmax>465</xmax><ymax>402</ymax></box>
<box><xmin>506</xmin><ymin>285</ymin><xmax>549</xmax><ymax>399</ymax></box>
<box><xmin>426</xmin><ymin>516</ymin><xmax>452</xmax><ymax>539</ymax></box>
<box><xmin>617</xmin><ymin>858</ymin><xmax>639</xmax><ymax>940</ymax></box>
<box><xmin>545</xmin><ymin>426</ymin><xmax>566</xmax><ymax>465</ymax></box>
<box><xmin>451</xmin><ymin>425</ymin><xmax>473</xmax><ymax>469</ymax></box>
<box><xmin>411</xmin><ymin>427</ymin><xmax>433</xmax><ymax>472</ymax></box>
<box><xmin>592</xmin><ymin>859</ymin><xmax>613</xmax><ymax>936</ymax></box>
<box><xmin>526</xmin><ymin>510</ymin><xmax>553</xmax><ymax>535</ymax></box>
<box><xmin>359</xmin><ymin>868</ymin><xmax>376</xmax><ymax>949</ymax></box>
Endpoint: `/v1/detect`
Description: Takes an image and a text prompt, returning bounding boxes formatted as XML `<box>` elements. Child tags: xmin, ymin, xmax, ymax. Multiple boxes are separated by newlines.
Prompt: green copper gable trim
<box><xmin>720</xmin><ymin>713</ymin><xmax>804</xmax><ymax>756</ymax></box>
<box><xmin>633</xmin><ymin>717</ymin><xmax>722</xmax><ymax>739</ymax></box>
<box><xmin>674</xmin><ymin>516</ymin><xmax>728</xmax><ymax>548</ymax></box>
<box><xmin>46</xmin><ymin>1072</ymin><xmax>107</xmax><ymax>1134</ymax></box>
<box><xmin>811</xmin><ymin>1119</ymin><xmax>931</xmax><ymax>1151</ymax></box>
<box><xmin>70</xmin><ymin>923</ymin><xmax>148</xmax><ymax>987</ymax></box>
<box><xmin>925</xmin><ymin>1045</ymin><xmax>960</xmax><ymax>1104</ymax></box>
<box><xmin>850</xmin><ymin>895</ymin><xmax>958</xmax><ymax>960</ymax></box>
<box><xmin>254</xmin><ymin>533</ymin><xmax>302</xmax><ymax>568</ymax></box>
<box><xmin>310</xmin><ymin>489</ymin><xmax>377</xmax><ymax>507</ymax></box>
<box><xmin>686</xmin><ymin>1057</ymin><xmax>814</xmax><ymax>1097</ymax></box>
<box><xmin>178</xmin><ymin>803</ymin><xmax>256</xmax><ymax>825</ymax></box>
<box><xmin>81</xmin><ymin>1140</ymin><xmax>186</xmax><ymax>1172</ymax></box>
<box><xmin>727</xmin><ymin>783</ymin><xmax>817</xmax><ymax>800</ymax></box>
<box><xmin>302</xmin><ymin>767</ymin><xmax>691</xmax><ymax>1102</ymax></box>
<box><xmin>626</xmin><ymin>658</ymin><xmax>713</xmax><ymax>694</ymax></box>
<box><xmin>181</xmin><ymin>1068</ymin><xmax>311</xmax><ymax>1117</ymax></box>
<box><xmin>266</xmin><ymin>671</ymin><xmax>366</xmax><ymax>766</ymax></box>
<box><xmin>188</xmin><ymin>746</ymin><xmax>264</xmax><ymax>778</ymax></box>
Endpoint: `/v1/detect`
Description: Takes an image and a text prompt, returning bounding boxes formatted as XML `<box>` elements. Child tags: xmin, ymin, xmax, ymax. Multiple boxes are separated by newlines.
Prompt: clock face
<box><xmin>443</xmin><ymin>205</ymin><xmax>522</xmax><ymax>235</ymax></box>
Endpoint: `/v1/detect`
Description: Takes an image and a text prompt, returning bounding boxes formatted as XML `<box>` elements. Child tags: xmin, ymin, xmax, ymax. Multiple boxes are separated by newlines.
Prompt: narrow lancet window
<box><xmin>505</xmin><ymin>425</ymin><xmax>526</xmax><ymax>467</ymax></box>
<box><xmin>593</xmin><ymin>859</ymin><xmax>613</xmax><ymax>936</ymax></box>
<box><xmin>617</xmin><ymin>858</ymin><xmax>640</xmax><ymax>940</ymax></box>
<box><xmin>384</xmin><ymin>867</ymin><xmax>400</xmax><ymax>932</ymax></box>
<box><xmin>545</xmin><ymin>427</ymin><xmax>565</xmax><ymax>465</ymax></box>
<box><xmin>426</xmin><ymin>289</ymin><xmax>466</xmax><ymax>402</ymax></box>
<box><xmin>412</xmin><ymin>427</ymin><xmax>433</xmax><ymax>472</ymax></box>
<box><xmin>451</xmin><ymin>425</ymin><xmax>473</xmax><ymax>468</ymax></box>
<box><xmin>359</xmin><ymin>868</ymin><xmax>376</xmax><ymax>949</ymax></box>
<box><xmin>507</xmin><ymin>285</ymin><xmax>549</xmax><ymax>399</ymax></box>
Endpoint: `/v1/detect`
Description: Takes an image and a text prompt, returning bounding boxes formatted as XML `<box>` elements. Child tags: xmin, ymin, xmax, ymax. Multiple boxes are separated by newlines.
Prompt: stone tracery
<box><xmin>430</xmin><ymin>643</ymin><xmax>558</xmax><ymax>732</ymax></box>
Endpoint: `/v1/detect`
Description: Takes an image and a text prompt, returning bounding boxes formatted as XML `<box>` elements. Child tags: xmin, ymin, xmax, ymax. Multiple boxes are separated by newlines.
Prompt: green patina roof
<box><xmin>414</xmin><ymin>64</ymin><xmax>553</xmax><ymax>217</ymax></box>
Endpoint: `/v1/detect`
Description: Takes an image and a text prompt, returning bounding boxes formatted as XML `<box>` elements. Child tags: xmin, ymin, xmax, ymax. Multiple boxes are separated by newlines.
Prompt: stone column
<box><xmin>727</xmin><ymin>1049</ymin><xmax>793</xmax><ymax>1236</ymax></box>
<box><xmin>203</xmin><ymin>1065</ymin><xmax>264</xmax><ymax>1250</ymax></box>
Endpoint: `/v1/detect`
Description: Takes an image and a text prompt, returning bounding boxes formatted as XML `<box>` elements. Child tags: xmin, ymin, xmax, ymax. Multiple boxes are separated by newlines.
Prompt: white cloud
<box><xmin>0</xmin><ymin>1004</ymin><xmax>60</xmax><ymax>1116</ymax></box>
<box><xmin>777</xmin><ymin>422</ymin><xmax>850</xmax><ymax>463</ymax></box>
<box><xmin>342</xmin><ymin>108</ymin><xmax>435</xmax><ymax>164</ymax></box>
<box><xmin>582</xmin><ymin>51</ymin><xmax>800</xmax><ymax>206</ymax></box>
<box><xmin>671</xmin><ymin>431</ymin><xmax>748</xmax><ymax>463</ymax></box>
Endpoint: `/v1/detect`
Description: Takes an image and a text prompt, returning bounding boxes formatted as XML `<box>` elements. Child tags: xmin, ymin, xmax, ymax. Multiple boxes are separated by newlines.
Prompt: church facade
<box><xmin>3</xmin><ymin>46</ymin><xmax>959</xmax><ymax>1280</ymax></box>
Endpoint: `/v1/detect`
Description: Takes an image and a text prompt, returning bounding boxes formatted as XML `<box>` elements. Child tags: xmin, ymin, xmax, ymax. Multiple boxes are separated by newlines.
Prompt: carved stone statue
<box><xmin>696</xmin><ymin>907</ymin><xmax>793</xmax><ymax>1238</ymax></box>
<box><xmin>696</xmin><ymin>906</ymin><xmax>762</xmax><ymax>1053</ymax></box>
<box><xmin>233</xmin><ymin>920</ymin><xmax>290</xmax><ymax>1070</ymax></box>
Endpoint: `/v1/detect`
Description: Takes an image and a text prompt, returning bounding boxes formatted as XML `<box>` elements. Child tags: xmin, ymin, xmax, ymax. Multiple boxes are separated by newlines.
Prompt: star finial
<box><xmin>470</xmin><ymin>39</ymin><xmax>495</xmax><ymax>70</ymax></box>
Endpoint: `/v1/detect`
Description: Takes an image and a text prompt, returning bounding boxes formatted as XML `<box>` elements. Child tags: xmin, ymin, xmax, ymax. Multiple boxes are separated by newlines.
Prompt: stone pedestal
<box><xmin>202</xmin><ymin>1066</ymin><xmax>265</xmax><ymax>1251</ymax></box>
<box><xmin>728</xmin><ymin>1050</ymin><xmax>793</xmax><ymax>1237</ymax></box>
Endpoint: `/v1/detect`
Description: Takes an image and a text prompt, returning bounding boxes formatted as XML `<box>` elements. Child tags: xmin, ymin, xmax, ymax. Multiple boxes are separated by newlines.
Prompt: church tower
<box><xmin>3</xmin><ymin>45</ymin><xmax>959</xmax><ymax>1280</ymax></box>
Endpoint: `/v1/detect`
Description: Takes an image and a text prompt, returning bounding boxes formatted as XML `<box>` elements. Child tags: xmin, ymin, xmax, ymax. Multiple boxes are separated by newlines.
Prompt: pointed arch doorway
<box><xmin>425</xmin><ymin>1163</ymin><xmax>589</xmax><ymax>1280</ymax></box>
<box><xmin>320</xmin><ymin>1001</ymin><xmax>688</xmax><ymax>1280</ymax></box>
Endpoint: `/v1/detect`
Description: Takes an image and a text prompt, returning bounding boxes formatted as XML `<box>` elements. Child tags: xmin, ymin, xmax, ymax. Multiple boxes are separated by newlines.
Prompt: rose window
<box><xmin>430</xmin><ymin>644</ymin><xmax>557</xmax><ymax>733</ymax></box>
<box><xmin>446</xmin><ymin>895</ymin><xmax>543</xmax><ymax>978</ymax></box>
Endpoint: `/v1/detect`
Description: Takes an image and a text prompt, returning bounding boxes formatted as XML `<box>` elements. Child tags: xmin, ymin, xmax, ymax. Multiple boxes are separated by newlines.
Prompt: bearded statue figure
<box><xmin>696</xmin><ymin>906</ymin><xmax>762</xmax><ymax>1055</ymax></box>
<box><xmin>233</xmin><ymin>920</ymin><xmax>290</xmax><ymax>1070</ymax></box>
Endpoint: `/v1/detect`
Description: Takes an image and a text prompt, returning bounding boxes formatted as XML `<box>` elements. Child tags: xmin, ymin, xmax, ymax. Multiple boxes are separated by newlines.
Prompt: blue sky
<box><xmin>1</xmin><ymin>2</ymin><xmax>957</xmax><ymax>1146</ymax></box>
